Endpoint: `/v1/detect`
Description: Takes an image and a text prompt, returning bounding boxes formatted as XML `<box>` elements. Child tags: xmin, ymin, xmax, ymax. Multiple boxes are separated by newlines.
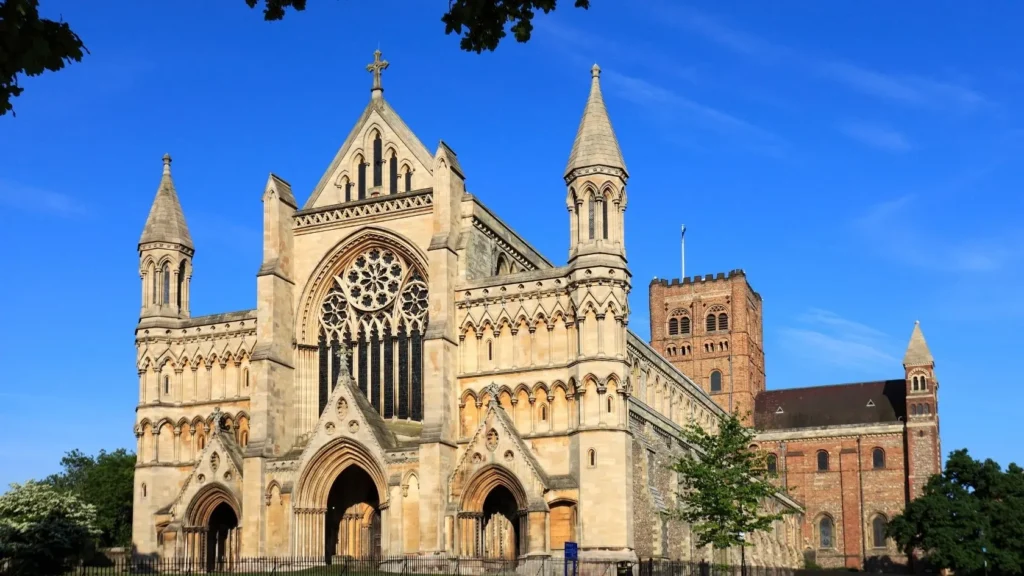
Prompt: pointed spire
<box><xmin>564</xmin><ymin>63</ymin><xmax>628</xmax><ymax>181</ymax></box>
<box><xmin>140</xmin><ymin>154</ymin><xmax>193</xmax><ymax>250</ymax></box>
<box><xmin>903</xmin><ymin>321</ymin><xmax>934</xmax><ymax>367</ymax></box>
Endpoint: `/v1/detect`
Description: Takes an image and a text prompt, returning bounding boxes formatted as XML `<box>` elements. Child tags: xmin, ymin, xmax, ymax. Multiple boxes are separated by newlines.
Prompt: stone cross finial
<box><xmin>591</xmin><ymin>63</ymin><xmax>601</xmax><ymax>78</ymax></box>
<box><xmin>210</xmin><ymin>407</ymin><xmax>224</xmax><ymax>435</ymax></box>
<box><xmin>367</xmin><ymin>49</ymin><xmax>389</xmax><ymax>96</ymax></box>
<box><xmin>483</xmin><ymin>382</ymin><xmax>500</xmax><ymax>406</ymax></box>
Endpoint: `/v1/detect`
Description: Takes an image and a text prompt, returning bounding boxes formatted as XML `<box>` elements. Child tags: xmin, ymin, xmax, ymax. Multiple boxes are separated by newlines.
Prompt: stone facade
<box><xmin>131</xmin><ymin>55</ymin><xmax>802</xmax><ymax>568</ymax></box>
<box><xmin>649</xmin><ymin>275</ymin><xmax>942</xmax><ymax>570</ymax></box>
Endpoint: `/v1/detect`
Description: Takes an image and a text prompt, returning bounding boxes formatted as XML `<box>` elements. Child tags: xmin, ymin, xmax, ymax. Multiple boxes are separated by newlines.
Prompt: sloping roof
<box><xmin>754</xmin><ymin>380</ymin><xmax>906</xmax><ymax>430</ymax></box>
<box><xmin>140</xmin><ymin>154</ymin><xmax>192</xmax><ymax>249</ymax></box>
<box><xmin>564</xmin><ymin>64</ymin><xmax>627</xmax><ymax>179</ymax></box>
<box><xmin>903</xmin><ymin>321</ymin><xmax>934</xmax><ymax>366</ymax></box>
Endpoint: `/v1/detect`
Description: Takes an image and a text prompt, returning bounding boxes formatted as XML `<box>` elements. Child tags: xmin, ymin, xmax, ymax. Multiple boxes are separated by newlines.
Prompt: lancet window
<box><xmin>317</xmin><ymin>247</ymin><xmax>428</xmax><ymax>421</ymax></box>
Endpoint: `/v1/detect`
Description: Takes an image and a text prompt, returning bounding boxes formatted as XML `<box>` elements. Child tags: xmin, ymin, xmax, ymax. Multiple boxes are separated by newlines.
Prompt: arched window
<box><xmin>588</xmin><ymin>196</ymin><xmax>595</xmax><ymax>240</ymax></box>
<box><xmin>141</xmin><ymin>483</ymin><xmax>147</xmax><ymax>498</ymax></box>
<box><xmin>343</xmin><ymin>176</ymin><xmax>353</xmax><ymax>202</ymax></box>
<box><xmin>919</xmin><ymin>376</ymin><xmax>928</xmax><ymax>391</ymax></box>
<box><xmin>872</xmin><ymin>516</ymin><xmax>888</xmax><ymax>548</ymax></box>
<box><xmin>817</xmin><ymin>450</ymin><xmax>829</xmax><ymax>471</ymax></box>
<box><xmin>388</xmin><ymin>151</ymin><xmax>398</xmax><ymax>194</ymax></box>
<box><xmin>372</xmin><ymin>132</ymin><xmax>383</xmax><ymax>188</ymax></box>
<box><xmin>239</xmin><ymin>431</ymin><xmax>248</xmax><ymax>447</ymax></box>
<box><xmin>243</xmin><ymin>368</ymin><xmax>250</xmax><ymax>389</ymax></box>
<box><xmin>819</xmin><ymin>516</ymin><xmax>834</xmax><ymax>549</ymax></box>
<box><xmin>710</xmin><ymin>370</ymin><xmax>722</xmax><ymax>393</ymax></box>
<box><xmin>177</xmin><ymin>260</ymin><xmax>186</xmax><ymax>309</ymax></box>
<box><xmin>681</xmin><ymin>316</ymin><xmax>691</xmax><ymax>334</ymax></box>
<box><xmin>718</xmin><ymin>313</ymin><xmax>728</xmax><ymax>330</ymax></box>
<box><xmin>540</xmin><ymin>404</ymin><xmax>548</xmax><ymax>421</ymax></box>
<box><xmin>488</xmin><ymin>341</ymin><xmax>493</xmax><ymax>361</ymax></box>
<box><xmin>356</xmin><ymin>155</ymin><xmax>367</xmax><ymax>199</ymax></box>
<box><xmin>601</xmin><ymin>197</ymin><xmax>609</xmax><ymax>239</ymax></box>
<box><xmin>197</xmin><ymin>435</ymin><xmax>206</xmax><ymax>450</ymax></box>
<box><xmin>403</xmin><ymin>166</ymin><xmax>412</xmax><ymax>192</ymax></box>
<box><xmin>163</xmin><ymin>375</ymin><xmax>169</xmax><ymax>395</ymax></box>
<box><xmin>706</xmin><ymin>314</ymin><xmax>716</xmax><ymax>332</ymax></box>
<box><xmin>161</xmin><ymin>263</ymin><xmax>170</xmax><ymax>304</ymax></box>
<box><xmin>910</xmin><ymin>404</ymin><xmax>918</xmax><ymax>416</ymax></box>
<box><xmin>923</xmin><ymin>403</ymin><xmax>931</xmax><ymax>415</ymax></box>
<box><xmin>607</xmin><ymin>396</ymin><xmax>613</xmax><ymax>413</ymax></box>
<box><xmin>872</xmin><ymin>448</ymin><xmax>885</xmax><ymax>469</ymax></box>
<box><xmin>668</xmin><ymin>318</ymin><xmax>679</xmax><ymax>335</ymax></box>
<box><xmin>766</xmin><ymin>454</ymin><xmax>778</xmax><ymax>474</ymax></box>
<box><xmin>912</xmin><ymin>376</ymin><xmax>919</xmax><ymax>391</ymax></box>
<box><xmin>588</xmin><ymin>449</ymin><xmax>596</xmax><ymax>467</ymax></box>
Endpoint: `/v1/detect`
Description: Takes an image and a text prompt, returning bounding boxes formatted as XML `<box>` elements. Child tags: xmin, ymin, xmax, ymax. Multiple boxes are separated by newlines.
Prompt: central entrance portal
<box><xmin>325</xmin><ymin>465</ymin><xmax>381</xmax><ymax>561</ymax></box>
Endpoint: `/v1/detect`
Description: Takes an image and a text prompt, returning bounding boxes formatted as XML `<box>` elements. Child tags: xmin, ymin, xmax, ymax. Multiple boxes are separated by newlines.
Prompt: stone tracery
<box><xmin>318</xmin><ymin>246</ymin><xmax>428</xmax><ymax>421</ymax></box>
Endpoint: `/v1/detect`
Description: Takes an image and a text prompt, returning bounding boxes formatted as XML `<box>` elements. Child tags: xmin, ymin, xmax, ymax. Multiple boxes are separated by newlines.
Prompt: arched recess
<box><xmin>294</xmin><ymin>438</ymin><xmax>389</xmax><ymax>559</ymax></box>
<box><xmin>548</xmin><ymin>499</ymin><xmax>577</xmax><ymax>551</ymax></box>
<box><xmin>458</xmin><ymin>464</ymin><xmax>530</xmax><ymax>559</ymax></box>
<box><xmin>183</xmin><ymin>483</ymin><xmax>242</xmax><ymax>569</ymax></box>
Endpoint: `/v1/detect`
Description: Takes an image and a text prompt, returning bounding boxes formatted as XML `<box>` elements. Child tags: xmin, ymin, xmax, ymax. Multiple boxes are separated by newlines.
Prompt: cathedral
<box><xmin>131</xmin><ymin>51</ymin><xmax>932</xmax><ymax>571</ymax></box>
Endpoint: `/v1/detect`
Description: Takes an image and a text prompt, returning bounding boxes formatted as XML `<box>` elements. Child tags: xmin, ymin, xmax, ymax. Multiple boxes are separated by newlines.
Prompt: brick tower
<box><xmin>903</xmin><ymin>321</ymin><xmax>941</xmax><ymax>500</ymax></box>
<box><xmin>649</xmin><ymin>270</ymin><xmax>765</xmax><ymax>423</ymax></box>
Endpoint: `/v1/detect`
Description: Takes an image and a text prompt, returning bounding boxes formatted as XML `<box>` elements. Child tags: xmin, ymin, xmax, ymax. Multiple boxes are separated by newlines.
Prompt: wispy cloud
<box><xmin>839</xmin><ymin>121</ymin><xmax>912</xmax><ymax>152</ymax></box>
<box><xmin>779</xmin><ymin>308</ymin><xmax>897</xmax><ymax>370</ymax></box>
<box><xmin>821</xmin><ymin>62</ymin><xmax>988</xmax><ymax>111</ymax></box>
<box><xmin>658</xmin><ymin>5</ymin><xmax>989</xmax><ymax>113</ymax></box>
<box><xmin>0</xmin><ymin>179</ymin><xmax>89</xmax><ymax>218</ymax></box>
<box><xmin>854</xmin><ymin>195</ymin><xmax>1022</xmax><ymax>273</ymax></box>
<box><xmin>601</xmin><ymin>69</ymin><xmax>785</xmax><ymax>154</ymax></box>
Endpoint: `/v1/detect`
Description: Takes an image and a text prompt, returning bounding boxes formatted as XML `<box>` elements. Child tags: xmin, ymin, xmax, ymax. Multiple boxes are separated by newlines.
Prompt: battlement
<box><xmin>650</xmin><ymin>269</ymin><xmax>746</xmax><ymax>286</ymax></box>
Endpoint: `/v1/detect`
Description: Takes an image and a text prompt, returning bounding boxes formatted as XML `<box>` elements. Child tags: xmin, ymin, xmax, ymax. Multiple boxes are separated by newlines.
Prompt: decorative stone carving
<box><xmin>325</xmin><ymin>422</ymin><xmax>336</xmax><ymax>436</ymax></box>
<box><xmin>210</xmin><ymin>452</ymin><xmax>220</xmax><ymax>472</ymax></box>
<box><xmin>336</xmin><ymin>397</ymin><xmax>349</xmax><ymax>419</ymax></box>
<box><xmin>348</xmin><ymin>420</ymin><xmax>359</xmax><ymax>433</ymax></box>
<box><xmin>485</xmin><ymin>429</ymin><xmax>499</xmax><ymax>452</ymax></box>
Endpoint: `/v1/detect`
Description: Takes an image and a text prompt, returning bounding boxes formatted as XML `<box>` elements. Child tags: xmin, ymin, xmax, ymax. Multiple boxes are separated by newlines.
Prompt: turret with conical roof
<box><xmin>901</xmin><ymin>320</ymin><xmax>941</xmax><ymax>499</ymax></box>
<box><xmin>565</xmin><ymin>64</ymin><xmax>628</xmax><ymax>265</ymax></box>
<box><xmin>138</xmin><ymin>154</ymin><xmax>193</xmax><ymax>321</ymax></box>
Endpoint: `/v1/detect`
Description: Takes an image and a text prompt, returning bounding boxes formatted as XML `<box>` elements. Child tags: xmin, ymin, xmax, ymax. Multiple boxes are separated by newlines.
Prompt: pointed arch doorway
<box><xmin>325</xmin><ymin>465</ymin><xmax>382</xmax><ymax>561</ymax></box>
<box><xmin>183</xmin><ymin>484</ymin><xmax>241</xmax><ymax>571</ymax></box>
<box><xmin>458</xmin><ymin>465</ymin><xmax>530</xmax><ymax>559</ymax></box>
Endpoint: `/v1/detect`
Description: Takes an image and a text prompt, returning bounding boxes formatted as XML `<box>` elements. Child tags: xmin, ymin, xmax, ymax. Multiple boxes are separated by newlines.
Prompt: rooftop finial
<box><xmin>591</xmin><ymin>63</ymin><xmax>601</xmax><ymax>78</ymax></box>
<box><xmin>162</xmin><ymin>153</ymin><xmax>172</xmax><ymax>176</ymax></box>
<box><xmin>367</xmin><ymin>49</ymin><xmax>389</xmax><ymax>99</ymax></box>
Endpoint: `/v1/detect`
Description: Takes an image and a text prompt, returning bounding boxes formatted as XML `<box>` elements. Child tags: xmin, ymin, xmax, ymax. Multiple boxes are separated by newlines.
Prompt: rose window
<box><xmin>317</xmin><ymin>245</ymin><xmax>427</xmax><ymax>422</ymax></box>
<box><xmin>343</xmin><ymin>248</ymin><xmax>404</xmax><ymax>311</ymax></box>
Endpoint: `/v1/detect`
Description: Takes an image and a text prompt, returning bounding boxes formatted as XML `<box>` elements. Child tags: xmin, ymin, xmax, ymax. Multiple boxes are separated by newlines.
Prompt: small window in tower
<box><xmin>668</xmin><ymin>318</ymin><xmax>679</xmax><ymax>335</ymax></box>
<box><xmin>588</xmin><ymin>197</ymin><xmax>595</xmax><ymax>240</ymax></box>
<box><xmin>142</xmin><ymin>483</ymin><xmax>147</xmax><ymax>498</ymax></box>
<box><xmin>817</xmin><ymin>450</ymin><xmax>829</xmax><ymax>471</ymax></box>
<box><xmin>162</xmin><ymin>264</ymin><xmax>170</xmax><ymax>304</ymax></box>
<box><xmin>404</xmin><ymin>168</ymin><xmax>412</xmax><ymax>192</ymax></box>
<box><xmin>540</xmin><ymin>404</ymin><xmax>548</xmax><ymax>421</ymax></box>
<box><xmin>766</xmin><ymin>454</ymin><xmax>778</xmax><ymax>474</ymax></box>
<box><xmin>706</xmin><ymin>314</ymin><xmax>716</xmax><ymax>332</ymax></box>
<box><xmin>872</xmin><ymin>448</ymin><xmax>885</xmax><ymax>469</ymax></box>
<box><xmin>163</xmin><ymin>375</ymin><xmax>169</xmax><ymax>395</ymax></box>
<box><xmin>588</xmin><ymin>449</ymin><xmax>596</xmax><ymax>467</ymax></box>
<box><xmin>920</xmin><ymin>376</ymin><xmax>928</xmax><ymax>391</ymax></box>
<box><xmin>718</xmin><ymin>313</ymin><xmax>729</xmax><ymax>330</ymax></box>
<box><xmin>819</xmin><ymin>516</ymin><xmax>834</xmax><ymax>549</ymax></box>
<box><xmin>607</xmin><ymin>396</ymin><xmax>613</xmax><ymax>413</ymax></box>
<box><xmin>345</xmin><ymin>180</ymin><xmax>353</xmax><ymax>202</ymax></box>
<box><xmin>923</xmin><ymin>403</ymin><xmax>931</xmax><ymax>415</ymax></box>
<box><xmin>910</xmin><ymin>404</ymin><xmax>918</xmax><ymax>416</ymax></box>
<box><xmin>912</xmin><ymin>376</ymin><xmax>919</xmax><ymax>391</ymax></box>
<box><xmin>710</xmin><ymin>370</ymin><xmax>722</xmax><ymax>393</ymax></box>
<box><xmin>602</xmin><ymin>198</ymin><xmax>609</xmax><ymax>240</ymax></box>
<box><xmin>681</xmin><ymin>317</ymin><xmax>691</xmax><ymax>335</ymax></box>
<box><xmin>488</xmin><ymin>341</ymin><xmax>493</xmax><ymax>361</ymax></box>
<box><xmin>243</xmin><ymin>368</ymin><xmax>249</xmax><ymax>389</ymax></box>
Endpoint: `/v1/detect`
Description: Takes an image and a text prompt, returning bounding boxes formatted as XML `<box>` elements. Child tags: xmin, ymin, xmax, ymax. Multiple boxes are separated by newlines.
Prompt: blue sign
<box><xmin>565</xmin><ymin>542</ymin><xmax>578</xmax><ymax>560</ymax></box>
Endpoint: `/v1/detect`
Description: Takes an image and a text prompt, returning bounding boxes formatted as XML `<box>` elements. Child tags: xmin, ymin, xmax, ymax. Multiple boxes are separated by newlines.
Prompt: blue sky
<box><xmin>1</xmin><ymin>0</ymin><xmax>1021</xmax><ymax>488</ymax></box>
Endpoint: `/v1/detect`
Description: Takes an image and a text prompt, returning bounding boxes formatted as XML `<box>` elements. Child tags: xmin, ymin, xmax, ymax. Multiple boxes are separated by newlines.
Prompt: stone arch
<box><xmin>295</xmin><ymin>437</ymin><xmax>388</xmax><ymax>509</ymax></box>
<box><xmin>186</xmin><ymin>482</ymin><xmax>241</xmax><ymax>527</ymax></box>
<box><xmin>295</xmin><ymin>226</ymin><xmax>429</xmax><ymax>345</ymax></box>
<box><xmin>458</xmin><ymin>464</ymin><xmax>530</xmax><ymax>558</ymax></box>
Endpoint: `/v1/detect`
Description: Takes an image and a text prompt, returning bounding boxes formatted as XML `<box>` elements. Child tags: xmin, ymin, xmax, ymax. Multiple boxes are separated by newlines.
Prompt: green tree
<box><xmin>0</xmin><ymin>481</ymin><xmax>100</xmax><ymax>576</ymax></box>
<box><xmin>1</xmin><ymin>0</ymin><xmax>590</xmax><ymax>115</ymax></box>
<box><xmin>44</xmin><ymin>449</ymin><xmax>136</xmax><ymax>548</ymax></box>
<box><xmin>888</xmin><ymin>449</ymin><xmax>1023</xmax><ymax>576</ymax></box>
<box><xmin>667</xmin><ymin>411</ymin><xmax>791</xmax><ymax>551</ymax></box>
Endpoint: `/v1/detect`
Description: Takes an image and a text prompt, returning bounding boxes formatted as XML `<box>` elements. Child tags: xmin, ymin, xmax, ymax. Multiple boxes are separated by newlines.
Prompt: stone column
<box><xmin>510</xmin><ymin>328</ymin><xmax>518</xmax><ymax>368</ymax></box>
<box><xmin>596</xmin><ymin>313</ymin><xmax>605</xmax><ymax>356</ymax></box>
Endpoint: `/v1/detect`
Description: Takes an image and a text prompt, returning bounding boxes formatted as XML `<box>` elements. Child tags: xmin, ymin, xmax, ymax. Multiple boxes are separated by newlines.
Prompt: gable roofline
<box><xmin>304</xmin><ymin>97</ymin><xmax>434</xmax><ymax>209</ymax></box>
